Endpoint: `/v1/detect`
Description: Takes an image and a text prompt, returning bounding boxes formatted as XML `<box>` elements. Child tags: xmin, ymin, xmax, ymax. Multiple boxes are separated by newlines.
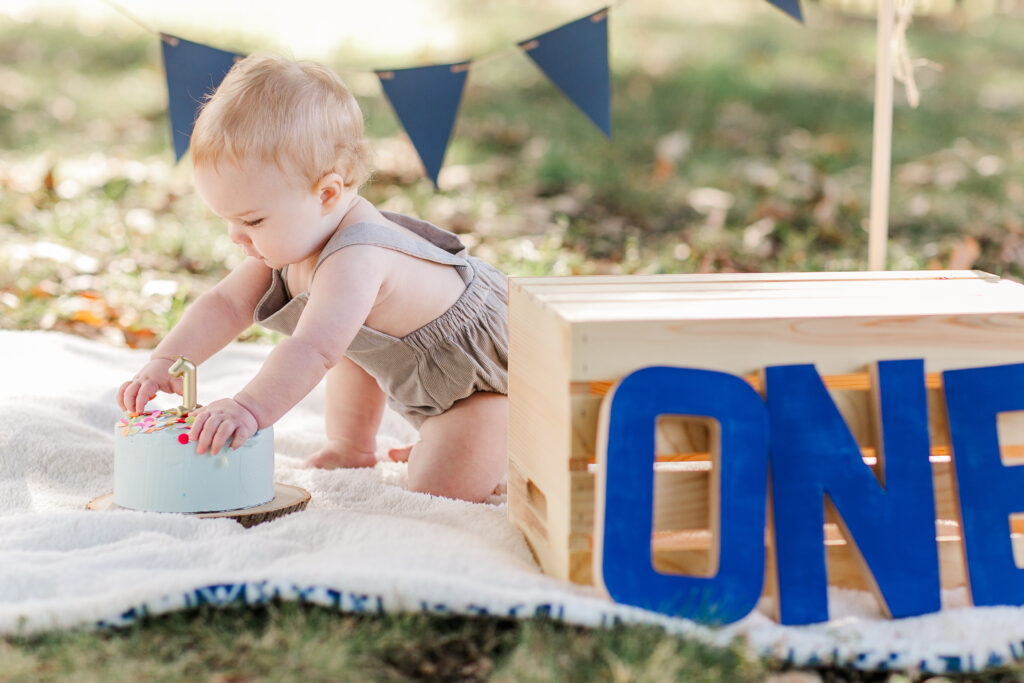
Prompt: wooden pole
<box><xmin>868</xmin><ymin>0</ymin><xmax>896</xmax><ymax>271</ymax></box>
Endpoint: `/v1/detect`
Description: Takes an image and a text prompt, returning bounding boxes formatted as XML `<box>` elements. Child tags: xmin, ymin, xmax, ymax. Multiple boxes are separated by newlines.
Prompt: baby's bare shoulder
<box><xmin>314</xmin><ymin>242</ymin><xmax>390</xmax><ymax>282</ymax></box>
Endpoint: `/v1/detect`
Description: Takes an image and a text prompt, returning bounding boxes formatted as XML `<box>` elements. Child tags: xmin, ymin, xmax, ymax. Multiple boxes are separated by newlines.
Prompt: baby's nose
<box><xmin>228</xmin><ymin>223</ymin><xmax>252</xmax><ymax>245</ymax></box>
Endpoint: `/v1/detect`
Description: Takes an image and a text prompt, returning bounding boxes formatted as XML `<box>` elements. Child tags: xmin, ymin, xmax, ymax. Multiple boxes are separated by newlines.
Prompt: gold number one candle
<box><xmin>168</xmin><ymin>356</ymin><xmax>200</xmax><ymax>416</ymax></box>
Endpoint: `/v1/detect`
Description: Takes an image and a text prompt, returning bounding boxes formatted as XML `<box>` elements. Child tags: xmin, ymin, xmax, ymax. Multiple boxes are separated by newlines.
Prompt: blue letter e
<box><xmin>945</xmin><ymin>362</ymin><xmax>1024</xmax><ymax>607</ymax></box>
<box><xmin>595</xmin><ymin>366</ymin><xmax>768</xmax><ymax>625</ymax></box>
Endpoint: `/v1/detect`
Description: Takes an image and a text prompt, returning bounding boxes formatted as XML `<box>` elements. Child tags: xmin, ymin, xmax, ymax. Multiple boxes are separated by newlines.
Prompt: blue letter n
<box><xmin>767</xmin><ymin>360</ymin><xmax>940</xmax><ymax>625</ymax></box>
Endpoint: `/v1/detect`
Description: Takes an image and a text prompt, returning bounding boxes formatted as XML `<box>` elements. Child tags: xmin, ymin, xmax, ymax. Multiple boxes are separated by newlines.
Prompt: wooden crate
<box><xmin>507</xmin><ymin>270</ymin><xmax>1024</xmax><ymax>594</ymax></box>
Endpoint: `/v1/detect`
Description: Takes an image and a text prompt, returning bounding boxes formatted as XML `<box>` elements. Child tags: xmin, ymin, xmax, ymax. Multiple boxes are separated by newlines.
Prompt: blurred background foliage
<box><xmin>1</xmin><ymin>0</ymin><xmax>1023</xmax><ymax>348</ymax></box>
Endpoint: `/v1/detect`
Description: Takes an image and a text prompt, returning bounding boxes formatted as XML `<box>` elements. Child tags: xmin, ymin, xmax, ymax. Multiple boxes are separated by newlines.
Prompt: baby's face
<box><xmin>194</xmin><ymin>159</ymin><xmax>337</xmax><ymax>270</ymax></box>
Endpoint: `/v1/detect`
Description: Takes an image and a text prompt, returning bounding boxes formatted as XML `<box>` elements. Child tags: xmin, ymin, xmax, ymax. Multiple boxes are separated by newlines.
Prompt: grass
<box><xmin>2</xmin><ymin>0</ymin><xmax>1024</xmax><ymax>679</ymax></box>
<box><xmin>2</xmin><ymin>603</ymin><xmax>769</xmax><ymax>682</ymax></box>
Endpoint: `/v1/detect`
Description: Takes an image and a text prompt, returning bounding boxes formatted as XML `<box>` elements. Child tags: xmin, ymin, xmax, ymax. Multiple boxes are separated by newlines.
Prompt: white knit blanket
<box><xmin>3</xmin><ymin>330</ymin><xmax>1023</xmax><ymax>674</ymax></box>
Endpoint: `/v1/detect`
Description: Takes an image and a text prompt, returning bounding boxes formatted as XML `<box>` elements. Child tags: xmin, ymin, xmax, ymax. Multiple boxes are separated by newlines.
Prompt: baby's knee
<box><xmin>406</xmin><ymin>439</ymin><xmax>506</xmax><ymax>503</ymax></box>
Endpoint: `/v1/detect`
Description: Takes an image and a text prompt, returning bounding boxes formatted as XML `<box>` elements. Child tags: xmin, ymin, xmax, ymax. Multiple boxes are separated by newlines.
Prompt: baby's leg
<box><xmin>405</xmin><ymin>392</ymin><xmax>508</xmax><ymax>502</ymax></box>
<box><xmin>304</xmin><ymin>356</ymin><xmax>385</xmax><ymax>469</ymax></box>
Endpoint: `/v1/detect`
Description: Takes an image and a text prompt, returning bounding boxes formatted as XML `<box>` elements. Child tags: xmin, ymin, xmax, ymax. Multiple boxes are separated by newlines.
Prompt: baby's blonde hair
<box><xmin>191</xmin><ymin>53</ymin><xmax>372</xmax><ymax>190</ymax></box>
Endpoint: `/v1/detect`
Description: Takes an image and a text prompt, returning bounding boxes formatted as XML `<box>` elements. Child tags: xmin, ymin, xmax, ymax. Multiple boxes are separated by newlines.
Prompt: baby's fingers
<box><xmin>116</xmin><ymin>381</ymin><xmax>132</xmax><ymax>411</ymax></box>
<box><xmin>132</xmin><ymin>380</ymin><xmax>159</xmax><ymax>415</ymax></box>
<box><xmin>119</xmin><ymin>381</ymin><xmax>146</xmax><ymax>414</ymax></box>
<box><xmin>230</xmin><ymin>430</ymin><xmax>251</xmax><ymax>451</ymax></box>
<box><xmin>210</xmin><ymin>421</ymin><xmax>238</xmax><ymax>456</ymax></box>
<box><xmin>190</xmin><ymin>411</ymin><xmax>212</xmax><ymax>454</ymax></box>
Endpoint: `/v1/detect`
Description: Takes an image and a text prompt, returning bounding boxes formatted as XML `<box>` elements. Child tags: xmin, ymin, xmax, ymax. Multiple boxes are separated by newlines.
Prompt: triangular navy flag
<box><xmin>377</xmin><ymin>62</ymin><xmax>469</xmax><ymax>187</ymax></box>
<box><xmin>764</xmin><ymin>0</ymin><xmax>804</xmax><ymax>23</ymax></box>
<box><xmin>160</xmin><ymin>34</ymin><xmax>243</xmax><ymax>161</ymax></box>
<box><xmin>519</xmin><ymin>9</ymin><xmax>611</xmax><ymax>138</ymax></box>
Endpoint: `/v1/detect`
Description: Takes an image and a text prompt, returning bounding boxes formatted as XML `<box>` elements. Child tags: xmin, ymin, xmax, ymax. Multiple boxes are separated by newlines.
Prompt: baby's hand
<box><xmin>190</xmin><ymin>399</ymin><xmax>258</xmax><ymax>455</ymax></box>
<box><xmin>117</xmin><ymin>358</ymin><xmax>180</xmax><ymax>414</ymax></box>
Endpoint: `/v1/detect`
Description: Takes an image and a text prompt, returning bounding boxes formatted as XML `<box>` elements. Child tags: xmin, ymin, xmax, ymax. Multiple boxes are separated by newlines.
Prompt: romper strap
<box><xmin>310</xmin><ymin>211</ymin><xmax>470</xmax><ymax>285</ymax></box>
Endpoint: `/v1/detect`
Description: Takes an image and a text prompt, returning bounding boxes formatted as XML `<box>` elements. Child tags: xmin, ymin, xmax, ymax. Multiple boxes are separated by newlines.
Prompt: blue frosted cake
<box><xmin>114</xmin><ymin>410</ymin><xmax>274</xmax><ymax>513</ymax></box>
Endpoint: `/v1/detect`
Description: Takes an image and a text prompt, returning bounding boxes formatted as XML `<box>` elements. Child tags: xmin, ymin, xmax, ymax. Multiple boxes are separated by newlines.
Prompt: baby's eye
<box><xmin>243</xmin><ymin>218</ymin><xmax>264</xmax><ymax>227</ymax></box>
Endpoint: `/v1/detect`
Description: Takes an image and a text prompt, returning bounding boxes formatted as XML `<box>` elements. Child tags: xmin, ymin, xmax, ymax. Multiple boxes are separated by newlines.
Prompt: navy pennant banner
<box><xmin>519</xmin><ymin>8</ymin><xmax>611</xmax><ymax>138</ymax></box>
<box><xmin>376</xmin><ymin>62</ymin><xmax>470</xmax><ymax>187</ymax></box>
<box><xmin>765</xmin><ymin>0</ymin><xmax>804</xmax><ymax>23</ymax></box>
<box><xmin>160</xmin><ymin>34</ymin><xmax>243</xmax><ymax>161</ymax></box>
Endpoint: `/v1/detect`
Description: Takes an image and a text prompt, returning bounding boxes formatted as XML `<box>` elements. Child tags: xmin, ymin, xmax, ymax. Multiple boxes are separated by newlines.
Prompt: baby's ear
<box><xmin>317</xmin><ymin>172</ymin><xmax>346</xmax><ymax>209</ymax></box>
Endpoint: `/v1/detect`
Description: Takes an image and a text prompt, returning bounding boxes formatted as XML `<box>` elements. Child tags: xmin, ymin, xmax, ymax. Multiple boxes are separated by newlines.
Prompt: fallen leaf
<box><xmin>123</xmin><ymin>327</ymin><xmax>159</xmax><ymax>349</ymax></box>
<box><xmin>948</xmin><ymin>236</ymin><xmax>981</xmax><ymax>270</ymax></box>
<box><xmin>68</xmin><ymin>309</ymin><xmax>107</xmax><ymax>327</ymax></box>
<box><xmin>651</xmin><ymin>157</ymin><xmax>675</xmax><ymax>184</ymax></box>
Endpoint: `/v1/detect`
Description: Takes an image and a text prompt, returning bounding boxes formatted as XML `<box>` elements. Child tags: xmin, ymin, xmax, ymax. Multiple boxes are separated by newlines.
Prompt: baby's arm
<box><xmin>190</xmin><ymin>247</ymin><xmax>384</xmax><ymax>455</ymax></box>
<box><xmin>117</xmin><ymin>257</ymin><xmax>272</xmax><ymax>414</ymax></box>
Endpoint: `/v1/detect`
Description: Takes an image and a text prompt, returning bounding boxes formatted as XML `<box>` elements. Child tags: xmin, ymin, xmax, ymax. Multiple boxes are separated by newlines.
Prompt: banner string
<box><xmin>100</xmin><ymin>0</ymin><xmax>623</xmax><ymax>75</ymax></box>
<box><xmin>100</xmin><ymin>0</ymin><xmax>160</xmax><ymax>39</ymax></box>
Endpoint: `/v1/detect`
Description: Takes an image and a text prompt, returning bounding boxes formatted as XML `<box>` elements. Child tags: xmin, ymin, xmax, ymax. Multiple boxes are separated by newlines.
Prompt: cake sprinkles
<box><xmin>117</xmin><ymin>410</ymin><xmax>194</xmax><ymax>438</ymax></box>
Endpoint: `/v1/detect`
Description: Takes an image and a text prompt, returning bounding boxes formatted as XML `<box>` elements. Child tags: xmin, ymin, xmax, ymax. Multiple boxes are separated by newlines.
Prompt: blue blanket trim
<box><xmin>92</xmin><ymin>581</ymin><xmax>1024</xmax><ymax>675</ymax></box>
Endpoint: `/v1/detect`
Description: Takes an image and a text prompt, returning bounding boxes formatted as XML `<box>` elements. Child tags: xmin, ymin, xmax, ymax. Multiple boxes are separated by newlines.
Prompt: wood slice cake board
<box><xmin>87</xmin><ymin>483</ymin><xmax>311</xmax><ymax>528</ymax></box>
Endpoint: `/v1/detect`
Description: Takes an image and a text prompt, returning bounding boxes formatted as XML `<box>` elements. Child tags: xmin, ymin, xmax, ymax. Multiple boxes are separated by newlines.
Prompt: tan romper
<box><xmin>253</xmin><ymin>211</ymin><xmax>509</xmax><ymax>428</ymax></box>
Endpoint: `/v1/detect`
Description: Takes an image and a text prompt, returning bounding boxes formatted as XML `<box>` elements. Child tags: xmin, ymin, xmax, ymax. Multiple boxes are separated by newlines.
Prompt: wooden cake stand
<box><xmin>87</xmin><ymin>483</ymin><xmax>311</xmax><ymax>528</ymax></box>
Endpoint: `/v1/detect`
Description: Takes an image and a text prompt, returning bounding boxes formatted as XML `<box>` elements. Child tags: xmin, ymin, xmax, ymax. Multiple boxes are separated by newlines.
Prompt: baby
<box><xmin>117</xmin><ymin>54</ymin><xmax>509</xmax><ymax>503</ymax></box>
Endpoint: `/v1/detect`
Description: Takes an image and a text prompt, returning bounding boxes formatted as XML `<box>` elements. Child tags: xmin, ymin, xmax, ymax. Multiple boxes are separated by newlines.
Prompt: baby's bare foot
<box><xmin>304</xmin><ymin>439</ymin><xmax>377</xmax><ymax>469</ymax></box>
<box><xmin>388</xmin><ymin>443</ymin><xmax>415</xmax><ymax>462</ymax></box>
